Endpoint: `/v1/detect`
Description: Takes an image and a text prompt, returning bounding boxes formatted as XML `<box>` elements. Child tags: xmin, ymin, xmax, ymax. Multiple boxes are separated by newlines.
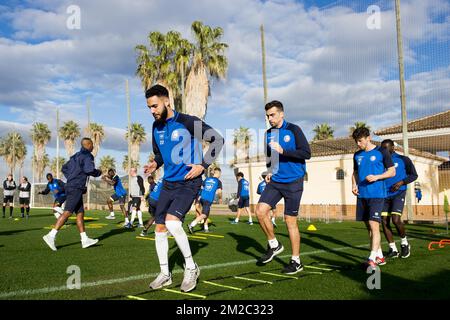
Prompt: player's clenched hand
<box><xmin>143</xmin><ymin>161</ymin><xmax>157</xmax><ymax>175</ymax></box>
<box><xmin>391</xmin><ymin>180</ymin><xmax>404</xmax><ymax>192</ymax></box>
<box><xmin>184</xmin><ymin>164</ymin><xmax>204</xmax><ymax>180</ymax></box>
<box><xmin>269</xmin><ymin>142</ymin><xmax>284</xmax><ymax>154</ymax></box>
<box><xmin>265</xmin><ymin>174</ymin><xmax>272</xmax><ymax>183</ymax></box>
<box><xmin>352</xmin><ymin>185</ymin><xmax>359</xmax><ymax>196</ymax></box>
<box><xmin>366</xmin><ymin>175</ymin><xmax>379</xmax><ymax>183</ymax></box>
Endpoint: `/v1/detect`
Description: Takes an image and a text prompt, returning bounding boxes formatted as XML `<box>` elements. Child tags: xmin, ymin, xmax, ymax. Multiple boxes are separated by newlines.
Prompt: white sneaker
<box><xmin>105</xmin><ymin>214</ymin><xmax>116</xmax><ymax>220</ymax></box>
<box><xmin>43</xmin><ymin>234</ymin><xmax>57</xmax><ymax>251</ymax></box>
<box><xmin>149</xmin><ymin>272</ymin><xmax>172</xmax><ymax>290</ymax></box>
<box><xmin>81</xmin><ymin>238</ymin><xmax>99</xmax><ymax>249</ymax></box>
<box><xmin>180</xmin><ymin>263</ymin><xmax>200</xmax><ymax>292</ymax></box>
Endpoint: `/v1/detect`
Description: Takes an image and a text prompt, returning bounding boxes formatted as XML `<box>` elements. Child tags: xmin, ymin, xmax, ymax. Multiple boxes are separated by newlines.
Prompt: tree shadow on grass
<box><xmin>96</xmin><ymin>227</ymin><xmax>135</xmax><ymax>242</ymax></box>
<box><xmin>168</xmin><ymin>240</ymin><xmax>209</xmax><ymax>271</ymax></box>
<box><xmin>227</xmin><ymin>232</ymin><xmax>285</xmax><ymax>266</ymax></box>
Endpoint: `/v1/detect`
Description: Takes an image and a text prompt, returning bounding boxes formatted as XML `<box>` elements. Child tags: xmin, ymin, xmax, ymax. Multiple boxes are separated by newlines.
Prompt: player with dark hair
<box><xmin>18</xmin><ymin>176</ymin><xmax>31</xmax><ymax>218</ymax></box>
<box><xmin>103</xmin><ymin>168</ymin><xmax>129</xmax><ymax>227</ymax></box>
<box><xmin>352</xmin><ymin>128</ymin><xmax>395</xmax><ymax>268</ymax></box>
<box><xmin>38</xmin><ymin>173</ymin><xmax>66</xmax><ymax>219</ymax></box>
<box><xmin>380</xmin><ymin>139</ymin><xmax>417</xmax><ymax>259</ymax></box>
<box><xmin>143</xmin><ymin>84</ymin><xmax>224</xmax><ymax>292</ymax></box>
<box><xmin>231</xmin><ymin>172</ymin><xmax>252</xmax><ymax>225</ymax></box>
<box><xmin>3</xmin><ymin>174</ymin><xmax>16</xmax><ymax>218</ymax></box>
<box><xmin>188</xmin><ymin>167</ymin><xmax>223</xmax><ymax>233</ymax></box>
<box><xmin>255</xmin><ymin>100</ymin><xmax>311</xmax><ymax>274</ymax></box>
<box><xmin>42</xmin><ymin>138</ymin><xmax>102</xmax><ymax>251</ymax></box>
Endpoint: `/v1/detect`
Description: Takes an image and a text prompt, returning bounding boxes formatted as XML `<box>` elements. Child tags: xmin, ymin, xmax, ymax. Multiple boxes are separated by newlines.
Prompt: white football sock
<box><xmin>268</xmin><ymin>238</ymin><xmax>279</xmax><ymax>249</ymax></box>
<box><xmin>80</xmin><ymin>232</ymin><xmax>88</xmax><ymax>242</ymax></box>
<box><xmin>125</xmin><ymin>217</ymin><xmax>130</xmax><ymax>224</ymax></box>
<box><xmin>166</xmin><ymin>220</ymin><xmax>195</xmax><ymax>269</ymax></box>
<box><xmin>49</xmin><ymin>228</ymin><xmax>58</xmax><ymax>238</ymax></box>
<box><xmin>54</xmin><ymin>206</ymin><xmax>63</xmax><ymax>214</ymax></box>
<box><xmin>369</xmin><ymin>251</ymin><xmax>377</xmax><ymax>261</ymax></box>
<box><xmin>130</xmin><ymin>210</ymin><xmax>136</xmax><ymax>224</ymax></box>
<box><xmin>377</xmin><ymin>248</ymin><xmax>383</xmax><ymax>258</ymax></box>
<box><xmin>190</xmin><ymin>220</ymin><xmax>198</xmax><ymax>227</ymax></box>
<box><xmin>401</xmin><ymin>237</ymin><xmax>408</xmax><ymax>245</ymax></box>
<box><xmin>291</xmin><ymin>256</ymin><xmax>300</xmax><ymax>264</ymax></box>
<box><xmin>389</xmin><ymin>242</ymin><xmax>398</xmax><ymax>251</ymax></box>
<box><xmin>137</xmin><ymin>210</ymin><xmax>143</xmax><ymax>225</ymax></box>
<box><xmin>155</xmin><ymin>232</ymin><xmax>170</xmax><ymax>276</ymax></box>
<box><xmin>110</xmin><ymin>211</ymin><xmax>115</xmax><ymax>216</ymax></box>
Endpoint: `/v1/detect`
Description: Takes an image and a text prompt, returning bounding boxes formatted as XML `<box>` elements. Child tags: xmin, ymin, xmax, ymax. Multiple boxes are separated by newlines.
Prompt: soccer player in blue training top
<box><xmin>143</xmin><ymin>84</ymin><xmax>224</xmax><ymax>293</ymax></box>
<box><xmin>38</xmin><ymin>173</ymin><xmax>66</xmax><ymax>219</ymax></box>
<box><xmin>352</xmin><ymin>127</ymin><xmax>395</xmax><ymax>268</ymax></box>
<box><xmin>231</xmin><ymin>172</ymin><xmax>253</xmax><ymax>225</ymax></box>
<box><xmin>381</xmin><ymin>139</ymin><xmax>417</xmax><ymax>259</ymax></box>
<box><xmin>256</xmin><ymin>171</ymin><xmax>278</xmax><ymax>228</ymax></box>
<box><xmin>103</xmin><ymin>168</ymin><xmax>130</xmax><ymax>227</ymax></box>
<box><xmin>140</xmin><ymin>176</ymin><xmax>163</xmax><ymax>237</ymax></box>
<box><xmin>255</xmin><ymin>100</ymin><xmax>311</xmax><ymax>275</ymax></box>
<box><xmin>42</xmin><ymin>138</ymin><xmax>102</xmax><ymax>251</ymax></box>
<box><xmin>188</xmin><ymin>167</ymin><xmax>223</xmax><ymax>233</ymax></box>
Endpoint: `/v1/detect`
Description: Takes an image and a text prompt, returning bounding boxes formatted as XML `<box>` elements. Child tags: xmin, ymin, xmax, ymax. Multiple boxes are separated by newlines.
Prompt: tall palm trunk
<box><xmin>130</xmin><ymin>143</ymin><xmax>140</xmax><ymax>164</ymax></box>
<box><xmin>155</xmin><ymin>79</ymin><xmax>175</xmax><ymax>110</ymax></box>
<box><xmin>185</xmin><ymin>62</ymin><xmax>209</xmax><ymax>119</ymax></box>
<box><xmin>64</xmin><ymin>140</ymin><xmax>75</xmax><ymax>157</ymax></box>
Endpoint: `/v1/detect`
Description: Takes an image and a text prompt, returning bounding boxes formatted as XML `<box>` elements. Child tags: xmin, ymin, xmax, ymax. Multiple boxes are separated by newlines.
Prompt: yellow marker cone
<box><xmin>307</xmin><ymin>224</ymin><xmax>317</xmax><ymax>231</ymax></box>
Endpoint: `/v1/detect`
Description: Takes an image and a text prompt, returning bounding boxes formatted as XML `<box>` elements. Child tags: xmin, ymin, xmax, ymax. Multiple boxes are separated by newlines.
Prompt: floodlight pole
<box><xmin>395</xmin><ymin>0</ymin><xmax>413</xmax><ymax>222</ymax></box>
<box><xmin>126</xmin><ymin>79</ymin><xmax>131</xmax><ymax>199</ymax></box>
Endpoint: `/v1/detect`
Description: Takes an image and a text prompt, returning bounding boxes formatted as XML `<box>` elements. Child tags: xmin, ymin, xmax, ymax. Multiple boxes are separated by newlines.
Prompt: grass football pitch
<box><xmin>0</xmin><ymin>208</ymin><xmax>449</xmax><ymax>300</ymax></box>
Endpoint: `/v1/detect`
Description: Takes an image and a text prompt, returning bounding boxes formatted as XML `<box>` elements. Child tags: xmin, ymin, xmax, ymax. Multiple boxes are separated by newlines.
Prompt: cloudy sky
<box><xmin>0</xmin><ymin>0</ymin><xmax>449</xmax><ymax>196</ymax></box>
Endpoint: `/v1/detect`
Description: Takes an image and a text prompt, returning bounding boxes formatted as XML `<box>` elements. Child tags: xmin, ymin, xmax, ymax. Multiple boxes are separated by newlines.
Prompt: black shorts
<box><xmin>200</xmin><ymin>199</ymin><xmax>212</xmax><ymax>217</ymax></box>
<box><xmin>128</xmin><ymin>197</ymin><xmax>142</xmax><ymax>211</ymax></box>
<box><xmin>54</xmin><ymin>195</ymin><xmax>67</xmax><ymax>206</ymax></box>
<box><xmin>111</xmin><ymin>193</ymin><xmax>126</xmax><ymax>204</ymax></box>
<box><xmin>64</xmin><ymin>187</ymin><xmax>85</xmax><ymax>214</ymax></box>
<box><xmin>154</xmin><ymin>178</ymin><xmax>202</xmax><ymax>224</ymax></box>
<box><xmin>382</xmin><ymin>191</ymin><xmax>406</xmax><ymax>217</ymax></box>
<box><xmin>148</xmin><ymin>198</ymin><xmax>157</xmax><ymax>217</ymax></box>
<box><xmin>19</xmin><ymin>197</ymin><xmax>30</xmax><ymax>205</ymax></box>
<box><xmin>238</xmin><ymin>197</ymin><xmax>249</xmax><ymax>209</ymax></box>
<box><xmin>3</xmin><ymin>196</ymin><xmax>14</xmax><ymax>204</ymax></box>
<box><xmin>258</xmin><ymin>177</ymin><xmax>304</xmax><ymax>216</ymax></box>
<box><xmin>356</xmin><ymin>198</ymin><xmax>384</xmax><ymax>222</ymax></box>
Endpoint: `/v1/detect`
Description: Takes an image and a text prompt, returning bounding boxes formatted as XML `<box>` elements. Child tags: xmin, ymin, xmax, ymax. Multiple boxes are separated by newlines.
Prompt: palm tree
<box><xmin>135</xmin><ymin>31</ymin><xmax>185</xmax><ymax>110</ymax></box>
<box><xmin>122</xmin><ymin>155</ymin><xmax>140</xmax><ymax>171</ymax></box>
<box><xmin>125</xmin><ymin>123</ymin><xmax>147</xmax><ymax>164</ymax></box>
<box><xmin>60</xmin><ymin>120</ymin><xmax>81</xmax><ymax>157</ymax></box>
<box><xmin>30</xmin><ymin>123</ymin><xmax>51</xmax><ymax>182</ymax></box>
<box><xmin>185</xmin><ymin>21</ymin><xmax>228</xmax><ymax>120</ymax></box>
<box><xmin>99</xmin><ymin>155</ymin><xmax>116</xmax><ymax>173</ymax></box>
<box><xmin>86</xmin><ymin>122</ymin><xmax>104</xmax><ymax>157</ymax></box>
<box><xmin>233</xmin><ymin>127</ymin><xmax>252</xmax><ymax>162</ymax></box>
<box><xmin>349</xmin><ymin>122</ymin><xmax>371</xmax><ymax>136</ymax></box>
<box><xmin>50</xmin><ymin>156</ymin><xmax>66</xmax><ymax>178</ymax></box>
<box><xmin>34</xmin><ymin>153</ymin><xmax>50</xmax><ymax>182</ymax></box>
<box><xmin>0</xmin><ymin>132</ymin><xmax>27</xmax><ymax>178</ymax></box>
<box><xmin>313</xmin><ymin>123</ymin><xmax>334</xmax><ymax>141</ymax></box>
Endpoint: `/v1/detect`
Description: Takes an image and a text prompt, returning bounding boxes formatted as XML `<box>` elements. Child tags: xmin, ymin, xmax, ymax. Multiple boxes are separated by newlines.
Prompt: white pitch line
<box><xmin>0</xmin><ymin>241</ymin><xmax>388</xmax><ymax>299</ymax></box>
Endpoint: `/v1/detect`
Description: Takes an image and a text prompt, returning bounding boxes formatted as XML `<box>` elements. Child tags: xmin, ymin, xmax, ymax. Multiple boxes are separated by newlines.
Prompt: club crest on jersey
<box><xmin>284</xmin><ymin>135</ymin><xmax>291</xmax><ymax>143</ymax></box>
<box><xmin>370</xmin><ymin>156</ymin><xmax>376</xmax><ymax>161</ymax></box>
<box><xmin>171</xmin><ymin>130</ymin><xmax>179</xmax><ymax>140</ymax></box>
<box><xmin>394</xmin><ymin>162</ymin><xmax>399</xmax><ymax>168</ymax></box>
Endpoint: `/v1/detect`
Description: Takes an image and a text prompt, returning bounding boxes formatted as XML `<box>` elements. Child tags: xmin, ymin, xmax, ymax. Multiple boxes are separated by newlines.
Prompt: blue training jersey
<box><xmin>384</xmin><ymin>152</ymin><xmax>418</xmax><ymax>197</ymax></box>
<box><xmin>149</xmin><ymin>179</ymin><xmax>163</xmax><ymax>201</ymax></box>
<box><xmin>152</xmin><ymin>111</ymin><xmax>224</xmax><ymax>182</ymax></box>
<box><xmin>113</xmin><ymin>175</ymin><xmax>127</xmax><ymax>197</ymax></box>
<box><xmin>257</xmin><ymin>181</ymin><xmax>266</xmax><ymax>195</ymax></box>
<box><xmin>200</xmin><ymin>177</ymin><xmax>222</xmax><ymax>203</ymax></box>
<box><xmin>238</xmin><ymin>178</ymin><xmax>250</xmax><ymax>198</ymax></box>
<box><xmin>47</xmin><ymin>179</ymin><xmax>65</xmax><ymax>199</ymax></box>
<box><xmin>353</xmin><ymin>146</ymin><xmax>394</xmax><ymax>199</ymax></box>
<box><xmin>266</xmin><ymin>120</ymin><xmax>311</xmax><ymax>183</ymax></box>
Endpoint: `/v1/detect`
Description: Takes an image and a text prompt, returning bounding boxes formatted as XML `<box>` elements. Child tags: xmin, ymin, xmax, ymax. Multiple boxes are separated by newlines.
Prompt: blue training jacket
<box><xmin>152</xmin><ymin>111</ymin><xmax>224</xmax><ymax>182</ymax></box>
<box><xmin>62</xmin><ymin>147</ymin><xmax>102</xmax><ymax>190</ymax></box>
<box><xmin>265</xmin><ymin>120</ymin><xmax>311</xmax><ymax>183</ymax></box>
<box><xmin>385</xmin><ymin>152</ymin><xmax>418</xmax><ymax>197</ymax></box>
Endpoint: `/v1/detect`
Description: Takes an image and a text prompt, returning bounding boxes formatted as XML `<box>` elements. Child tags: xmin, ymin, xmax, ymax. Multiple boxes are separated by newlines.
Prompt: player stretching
<box><xmin>38</xmin><ymin>173</ymin><xmax>66</xmax><ymax>219</ymax></box>
<box><xmin>143</xmin><ymin>85</ymin><xmax>223</xmax><ymax>292</ymax></box>
<box><xmin>381</xmin><ymin>139</ymin><xmax>417</xmax><ymax>259</ymax></box>
<box><xmin>352</xmin><ymin>128</ymin><xmax>395</xmax><ymax>268</ymax></box>
<box><xmin>188</xmin><ymin>167</ymin><xmax>223</xmax><ymax>233</ymax></box>
<box><xmin>255</xmin><ymin>100</ymin><xmax>311</xmax><ymax>274</ymax></box>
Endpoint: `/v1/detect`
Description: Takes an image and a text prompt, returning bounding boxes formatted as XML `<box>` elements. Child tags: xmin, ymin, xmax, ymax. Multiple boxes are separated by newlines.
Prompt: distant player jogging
<box><xmin>231</xmin><ymin>172</ymin><xmax>253</xmax><ymax>225</ymax></box>
<box><xmin>38</xmin><ymin>173</ymin><xmax>66</xmax><ymax>219</ymax></box>
<box><xmin>103</xmin><ymin>168</ymin><xmax>129</xmax><ymax>227</ymax></box>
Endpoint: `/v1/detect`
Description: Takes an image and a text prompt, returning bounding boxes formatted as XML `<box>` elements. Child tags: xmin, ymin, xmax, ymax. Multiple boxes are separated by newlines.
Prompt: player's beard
<box><xmin>154</xmin><ymin>105</ymin><xmax>168</xmax><ymax>124</ymax></box>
